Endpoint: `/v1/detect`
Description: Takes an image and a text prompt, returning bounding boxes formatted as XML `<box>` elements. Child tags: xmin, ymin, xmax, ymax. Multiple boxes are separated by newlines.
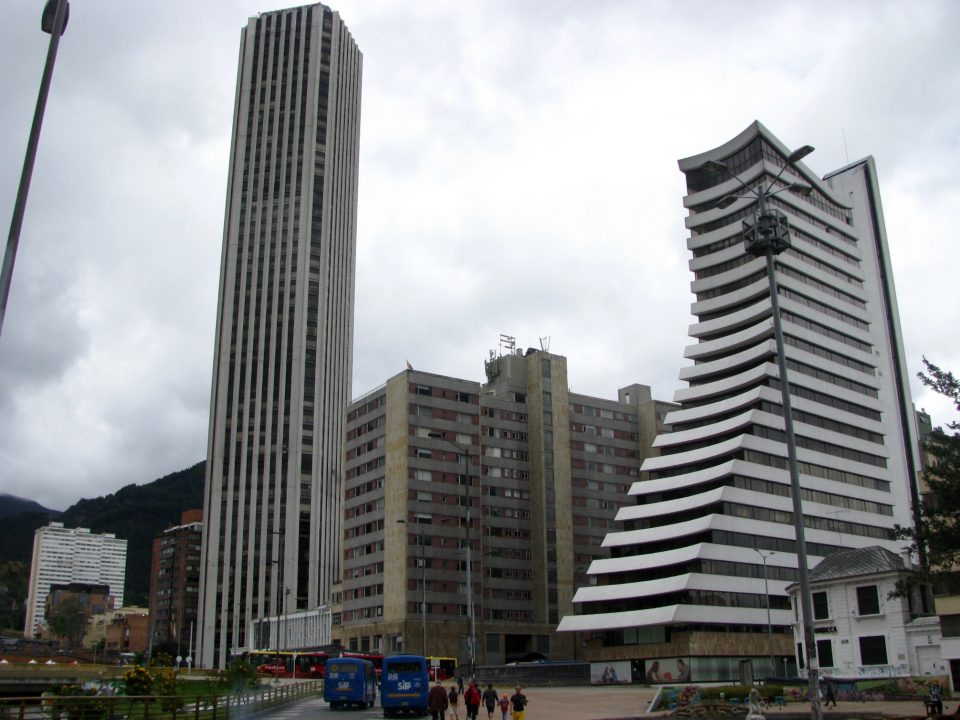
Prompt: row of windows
<box><xmin>778</xmin><ymin>262</ymin><xmax>865</xmax><ymax>309</ymax></box>
<box><xmin>757</xmin><ymin>400</ymin><xmax>884</xmax><ymax>445</ymax></box>
<box><xmin>348</xmin><ymin>394</ymin><xmax>384</xmax><ymax>421</ymax></box>
<box><xmin>345</xmin><ymin>520</ymin><xmax>385</xmax><ymax>539</ymax></box>
<box><xmin>345</xmin><ymin>561</ymin><xmax>383</xmax><ymax>580</ymax></box>
<box><xmin>348</xmin><ymin>415</ymin><xmax>383</xmax><ymax>440</ymax></box>
<box><xmin>782</xmin><ymin>309</ymin><xmax>872</xmax><ymax>354</ymax></box>
<box><xmin>487</xmin><ymin>486</ymin><xmax>529</xmax><ymax>499</ymax></box>
<box><xmin>413</xmin><ymin>385</ymin><xmax>473</xmax><ymax>403</ymax></box>
<box><xmin>730</xmin><ymin>473</ymin><xmax>893</xmax><ymax>516</ymax></box>
<box><xmin>343</xmin><ymin>583</ymin><xmax>383</xmax><ymax>601</ymax></box>
<box><xmin>786</xmin><ymin>357</ymin><xmax>879</xmax><ymax>398</ymax></box>
<box><xmin>783</xmin><ymin>334</ymin><xmax>875</xmax><ymax>376</ymax></box>
<box><xmin>347</xmin><ymin>457</ymin><xmax>384</xmax><ymax>478</ymax></box>
<box><xmin>570</xmin><ymin>404</ymin><xmax>635</xmax><ymax>422</ymax></box>
<box><xmin>781</xmin><ymin>287</ymin><xmax>869</xmax><ymax>332</ymax></box>
<box><xmin>484</xmin><ymin>447</ymin><xmax>528</xmax><ymax>460</ymax></box>
<box><xmin>724</xmin><ymin>501</ymin><xmax>891</xmax><ymax>540</ymax></box>
<box><xmin>345</xmin><ymin>476</ymin><xmax>384</xmax><ymax>499</ymax></box>
<box><xmin>751</xmin><ymin>424</ymin><xmax>888</xmax><ymax>468</ymax></box>
<box><xmin>343</xmin><ymin>541</ymin><xmax>383</xmax><ymax>559</ymax></box>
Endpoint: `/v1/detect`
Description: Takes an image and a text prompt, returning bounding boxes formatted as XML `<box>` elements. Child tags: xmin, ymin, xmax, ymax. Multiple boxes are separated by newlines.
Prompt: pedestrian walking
<box><xmin>464</xmin><ymin>681</ymin><xmax>481</xmax><ymax>720</ymax></box>
<box><xmin>509</xmin><ymin>687</ymin><xmax>528</xmax><ymax>720</ymax></box>
<box><xmin>429</xmin><ymin>680</ymin><xmax>450</xmax><ymax>720</ymax></box>
<box><xmin>824</xmin><ymin>680</ymin><xmax>837</xmax><ymax>708</ymax></box>
<box><xmin>930</xmin><ymin>682</ymin><xmax>944</xmax><ymax>716</ymax></box>
<box><xmin>448</xmin><ymin>685</ymin><xmax>460</xmax><ymax>720</ymax></box>
<box><xmin>498</xmin><ymin>695</ymin><xmax>510</xmax><ymax>720</ymax></box>
<box><xmin>482</xmin><ymin>684</ymin><xmax>499</xmax><ymax>720</ymax></box>
<box><xmin>458</xmin><ymin>675</ymin><xmax>465</xmax><ymax>694</ymax></box>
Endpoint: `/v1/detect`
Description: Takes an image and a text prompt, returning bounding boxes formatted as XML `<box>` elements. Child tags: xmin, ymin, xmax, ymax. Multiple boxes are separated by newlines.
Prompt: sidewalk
<box><xmin>494</xmin><ymin>685</ymin><xmax>951</xmax><ymax>720</ymax></box>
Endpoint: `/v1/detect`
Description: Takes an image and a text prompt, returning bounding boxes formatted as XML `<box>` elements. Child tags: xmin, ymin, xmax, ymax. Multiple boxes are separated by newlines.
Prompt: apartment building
<box><xmin>25</xmin><ymin>522</ymin><xmax>126</xmax><ymax>638</ymax></box>
<box><xmin>149</xmin><ymin>510</ymin><xmax>202</xmax><ymax>652</ymax></box>
<box><xmin>340</xmin><ymin>347</ymin><xmax>670</xmax><ymax>666</ymax></box>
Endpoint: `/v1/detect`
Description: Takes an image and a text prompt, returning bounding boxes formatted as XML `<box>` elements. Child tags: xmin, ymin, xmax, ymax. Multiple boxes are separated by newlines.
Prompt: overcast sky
<box><xmin>1</xmin><ymin>0</ymin><xmax>958</xmax><ymax>511</ymax></box>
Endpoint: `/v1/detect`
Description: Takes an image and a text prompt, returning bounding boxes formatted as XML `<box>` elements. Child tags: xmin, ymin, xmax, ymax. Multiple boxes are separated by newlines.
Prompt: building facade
<box><xmin>560</xmin><ymin>121</ymin><xmax>923</xmax><ymax>682</ymax></box>
<box><xmin>149</xmin><ymin>510</ymin><xmax>202</xmax><ymax>653</ymax></box>
<box><xmin>24</xmin><ymin>522</ymin><xmax>127</xmax><ymax>638</ymax></box>
<box><xmin>44</xmin><ymin>582</ymin><xmax>112</xmax><ymax>643</ymax></box>
<box><xmin>197</xmin><ymin>2</ymin><xmax>362</xmax><ymax>668</ymax></box>
<box><xmin>340</xmin><ymin>347</ymin><xmax>670</xmax><ymax>666</ymax></box>
<box><xmin>786</xmin><ymin>546</ymin><xmax>944</xmax><ymax>679</ymax></box>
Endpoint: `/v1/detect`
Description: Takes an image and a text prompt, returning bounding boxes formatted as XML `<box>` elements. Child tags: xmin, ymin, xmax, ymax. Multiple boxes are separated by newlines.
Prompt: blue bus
<box><xmin>324</xmin><ymin>657</ymin><xmax>377</xmax><ymax>709</ymax></box>
<box><xmin>380</xmin><ymin>654</ymin><xmax>429</xmax><ymax>717</ymax></box>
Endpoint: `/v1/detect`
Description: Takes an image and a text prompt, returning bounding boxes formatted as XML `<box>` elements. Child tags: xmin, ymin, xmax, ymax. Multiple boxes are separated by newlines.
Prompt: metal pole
<box><xmin>420</xmin><ymin>524</ymin><xmax>427</xmax><ymax>656</ymax></box>
<box><xmin>464</xmin><ymin>447</ymin><xmax>475</xmax><ymax>680</ymax></box>
<box><xmin>763</xmin><ymin>231</ymin><xmax>821</xmax><ymax>718</ymax></box>
<box><xmin>754</xmin><ymin>549</ymin><xmax>775</xmax><ymax>677</ymax></box>
<box><xmin>2</xmin><ymin>0</ymin><xmax>69</xmax><ymax>340</ymax></box>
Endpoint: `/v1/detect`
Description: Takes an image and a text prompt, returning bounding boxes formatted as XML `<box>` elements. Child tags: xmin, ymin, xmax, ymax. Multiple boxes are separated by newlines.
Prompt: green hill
<box><xmin>0</xmin><ymin>461</ymin><xmax>206</xmax><ymax>616</ymax></box>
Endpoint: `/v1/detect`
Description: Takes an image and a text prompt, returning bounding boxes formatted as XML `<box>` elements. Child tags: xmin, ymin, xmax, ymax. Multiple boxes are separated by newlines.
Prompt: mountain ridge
<box><xmin>0</xmin><ymin>461</ymin><xmax>206</xmax><ymax>619</ymax></box>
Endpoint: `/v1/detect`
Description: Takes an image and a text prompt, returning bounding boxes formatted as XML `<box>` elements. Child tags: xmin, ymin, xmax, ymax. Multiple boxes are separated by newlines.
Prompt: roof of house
<box><xmin>808</xmin><ymin>546</ymin><xmax>906</xmax><ymax>582</ymax></box>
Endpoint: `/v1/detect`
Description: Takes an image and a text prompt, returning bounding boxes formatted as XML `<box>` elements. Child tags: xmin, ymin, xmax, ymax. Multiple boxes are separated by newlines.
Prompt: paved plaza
<box><xmin>475</xmin><ymin>685</ymin><xmax>948</xmax><ymax>720</ymax></box>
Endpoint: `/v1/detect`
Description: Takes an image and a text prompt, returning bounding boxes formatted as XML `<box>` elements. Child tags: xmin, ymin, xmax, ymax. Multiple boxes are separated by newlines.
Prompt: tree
<box><xmin>895</xmin><ymin>358</ymin><xmax>960</xmax><ymax>592</ymax></box>
<box><xmin>0</xmin><ymin>560</ymin><xmax>29</xmax><ymax>631</ymax></box>
<box><xmin>46</xmin><ymin>596</ymin><xmax>87</xmax><ymax>647</ymax></box>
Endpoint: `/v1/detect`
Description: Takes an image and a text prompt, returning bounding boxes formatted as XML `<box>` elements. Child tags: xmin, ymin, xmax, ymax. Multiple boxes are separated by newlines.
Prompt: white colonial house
<box><xmin>787</xmin><ymin>546</ymin><xmax>945</xmax><ymax>679</ymax></box>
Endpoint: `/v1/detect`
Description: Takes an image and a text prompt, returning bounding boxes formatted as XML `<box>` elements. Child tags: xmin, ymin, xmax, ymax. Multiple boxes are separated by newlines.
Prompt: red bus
<box><xmin>244</xmin><ymin>649</ymin><xmax>384</xmax><ymax>679</ymax></box>
<box><xmin>427</xmin><ymin>656</ymin><xmax>457</xmax><ymax>681</ymax></box>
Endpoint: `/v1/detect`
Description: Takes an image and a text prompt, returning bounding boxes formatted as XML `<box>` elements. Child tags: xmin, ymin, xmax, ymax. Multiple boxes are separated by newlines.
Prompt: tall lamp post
<box><xmin>704</xmin><ymin>145</ymin><xmax>822</xmax><ymax>720</ymax></box>
<box><xmin>268</xmin><ymin>530</ymin><xmax>285</xmax><ymax>685</ymax></box>
<box><xmin>398</xmin><ymin>519</ymin><xmax>428</xmax><ymax>656</ymax></box>
<box><xmin>753</xmin><ymin>548</ymin><xmax>776</xmax><ymax>678</ymax></box>
<box><xmin>429</xmin><ymin>431</ymin><xmax>475</xmax><ymax>679</ymax></box>
<box><xmin>2</xmin><ymin>0</ymin><xmax>70</xmax><ymax>340</ymax></box>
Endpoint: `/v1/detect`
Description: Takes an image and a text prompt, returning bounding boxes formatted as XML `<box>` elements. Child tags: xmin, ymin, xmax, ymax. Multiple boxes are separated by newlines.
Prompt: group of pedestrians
<box><xmin>428</xmin><ymin>677</ymin><xmax>528</xmax><ymax>720</ymax></box>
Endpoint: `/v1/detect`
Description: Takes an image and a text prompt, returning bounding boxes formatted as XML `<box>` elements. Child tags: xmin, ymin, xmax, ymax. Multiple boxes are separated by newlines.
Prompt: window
<box><xmin>816</xmin><ymin>639</ymin><xmax>834</xmax><ymax>668</ymax></box>
<box><xmin>812</xmin><ymin>591</ymin><xmax>829</xmax><ymax>620</ymax></box>
<box><xmin>856</xmin><ymin>585</ymin><xmax>880</xmax><ymax>616</ymax></box>
<box><xmin>858</xmin><ymin>635</ymin><xmax>888</xmax><ymax>666</ymax></box>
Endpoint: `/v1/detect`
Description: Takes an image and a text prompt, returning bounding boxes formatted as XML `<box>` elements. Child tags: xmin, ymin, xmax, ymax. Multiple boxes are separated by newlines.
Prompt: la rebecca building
<box><xmin>558</xmin><ymin>121</ymin><xmax>925</xmax><ymax>683</ymax></box>
<box><xmin>337</xmin><ymin>344</ymin><xmax>671</xmax><ymax>665</ymax></box>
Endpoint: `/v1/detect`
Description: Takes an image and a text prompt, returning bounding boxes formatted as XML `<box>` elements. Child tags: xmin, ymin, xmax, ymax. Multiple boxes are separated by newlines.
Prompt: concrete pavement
<box><xmin>475</xmin><ymin>685</ymin><xmax>952</xmax><ymax>720</ymax></box>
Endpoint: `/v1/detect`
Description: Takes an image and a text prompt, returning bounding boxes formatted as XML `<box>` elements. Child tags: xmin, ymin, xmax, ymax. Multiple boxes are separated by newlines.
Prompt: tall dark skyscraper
<box><xmin>197</xmin><ymin>3</ymin><xmax>362</xmax><ymax>668</ymax></box>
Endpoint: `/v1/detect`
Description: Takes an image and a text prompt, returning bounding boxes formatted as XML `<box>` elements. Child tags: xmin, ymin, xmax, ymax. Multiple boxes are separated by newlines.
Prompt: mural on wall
<box><xmin>590</xmin><ymin>660</ymin><xmax>631</xmax><ymax>684</ymax></box>
<box><xmin>644</xmin><ymin>658</ymin><xmax>691</xmax><ymax>683</ymax></box>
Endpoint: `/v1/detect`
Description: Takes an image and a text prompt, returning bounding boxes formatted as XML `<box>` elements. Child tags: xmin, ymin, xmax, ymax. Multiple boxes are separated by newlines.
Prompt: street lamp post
<box><xmin>267</xmin><ymin>529</ymin><xmax>285</xmax><ymax>685</ymax></box>
<box><xmin>2</xmin><ymin>0</ymin><xmax>69</xmax><ymax>341</ymax></box>
<box><xmin>753</xmin><ymin>548</ymin><xmax>776</xmax><ymax>678</ymax></box>
<box><xmin>429</xmin><ymin>431</ymin><xmax>475</xmax><ymax>679</ymax></box>
<box><xmin>705</xmin><ymin>145</ymin><xmax>822</xmax><ymax>720</ymax></box>
<box><xmin>398</xmin><ymin>519</ymin><xmax>428</xmax><ymax>656</ymax></box>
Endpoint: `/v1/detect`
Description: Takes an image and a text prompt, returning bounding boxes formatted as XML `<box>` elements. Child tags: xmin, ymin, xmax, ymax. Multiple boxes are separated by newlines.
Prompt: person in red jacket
<box><xmin>464</xmin><ymin>681</ymin><xmax>482</xmax><ymax>720</ymax></box>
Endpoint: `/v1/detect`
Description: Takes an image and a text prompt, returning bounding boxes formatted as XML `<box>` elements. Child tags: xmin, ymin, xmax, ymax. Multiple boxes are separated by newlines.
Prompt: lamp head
<box><xmin>787</xmin><ymin>145</ymin><xmax>814</xmax><ymax>163</ymax></box>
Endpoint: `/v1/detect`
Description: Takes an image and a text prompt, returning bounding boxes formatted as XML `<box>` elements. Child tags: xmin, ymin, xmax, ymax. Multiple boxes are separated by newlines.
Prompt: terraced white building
<box><xmin>559</xmin><ymin>122</ymin><xmax>923</xmax><ymax>683</ymax></box>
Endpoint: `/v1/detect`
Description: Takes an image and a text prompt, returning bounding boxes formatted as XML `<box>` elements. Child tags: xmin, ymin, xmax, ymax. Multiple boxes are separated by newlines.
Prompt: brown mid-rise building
<box><xmin>339</xmin><ymin>345</ymin><xmax>671</xmax><ymax>668</ymax></box>
<box><xmin>149</xmin><ymin>510</ymin><xmax>203</xmax><ymax>653</ymax></box>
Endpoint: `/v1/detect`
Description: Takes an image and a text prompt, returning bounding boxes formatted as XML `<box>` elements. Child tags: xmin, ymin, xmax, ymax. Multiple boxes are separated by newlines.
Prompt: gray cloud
<box><xmin>1</xmin><ymin>0</ymin><xmax>957</xmax><ymax>509</ymax></box>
